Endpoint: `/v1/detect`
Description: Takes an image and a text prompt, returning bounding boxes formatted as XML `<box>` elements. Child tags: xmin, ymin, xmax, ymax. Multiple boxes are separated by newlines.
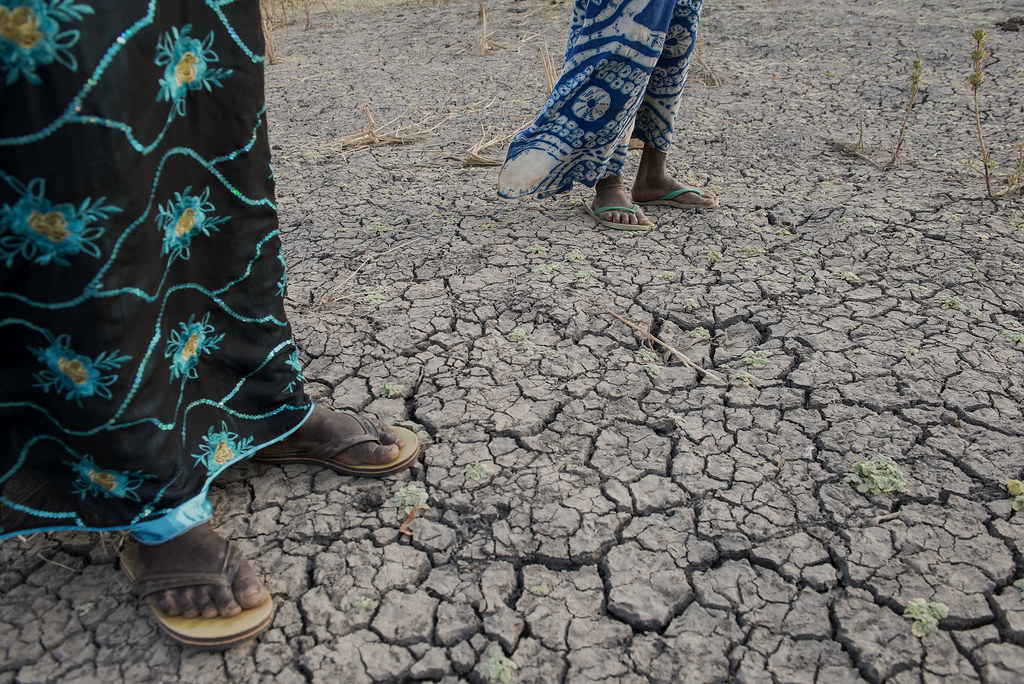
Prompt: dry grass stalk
<box><xmin>476</xmin><ymin>0</ymin><xmax>489</xmax><ymax>56</ymax></box>
<box><xmin>455</xmin><ymin>126</ymin><xmax>514</xmax><ymax>166</ymax></box>
<box><xmin>605</xmin><ymin>310</ymin><xmax>726</xmax><ymax>383</ymax></box>
<box><xmin>692</xmin><ymin>36</ymin><xmax>726</xmax><ymax>87</ymax></box>
<box><xmin>540</xmin><ymin>41</ymin><xmax>559</xmax><ymax>95</ymax></box>
<box><xmin>260</xmin><ymin>1</ymin><xmax>277</xmax><ymax>64</ymax></box>
<box><xmin>330</xmin><ymin>104</ymin><xmax>449</xmax><ymax>152</ymax></box>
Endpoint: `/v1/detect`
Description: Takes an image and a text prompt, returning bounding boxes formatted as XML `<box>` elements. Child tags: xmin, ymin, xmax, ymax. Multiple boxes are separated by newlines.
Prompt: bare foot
<box><xmin>134</xmin><ymin>522</ymin><xmax>268</xmax><ymax>619</ymax></box>
<box><xmin>591</xmin><ymin>175</ymin><xmax>653</xmax><ymax>228</ymax></box>
<box><xmin>631</xmin><ymin>147</ymin><xmax>718</xmax><ymax>208</ymax></box>
<box><xmin>257</xmin><ymin>406</ymin><xmax>404</xmax><ymax>468</ymax></box>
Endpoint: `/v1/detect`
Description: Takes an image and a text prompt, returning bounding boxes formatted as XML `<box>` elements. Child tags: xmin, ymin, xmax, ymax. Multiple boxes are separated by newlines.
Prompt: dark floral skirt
<box><xmin>0</xmin><ymin>0</ymin><xmax>309</xmax><ymax>542</ymax></box>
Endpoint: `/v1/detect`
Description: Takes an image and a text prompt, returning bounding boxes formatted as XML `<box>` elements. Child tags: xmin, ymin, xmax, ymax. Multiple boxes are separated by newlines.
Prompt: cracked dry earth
<box><xmin>3</xmin><ymin>0</ymin><xmax>1024</xmax><ymax>682</ymax></box>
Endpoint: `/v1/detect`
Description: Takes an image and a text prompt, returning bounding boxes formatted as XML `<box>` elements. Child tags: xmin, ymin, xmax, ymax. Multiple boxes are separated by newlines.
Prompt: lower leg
<box><xmin>631</xmin><ymin>146</ymin><xmax>717</xmax><ymax>207</ymax></box>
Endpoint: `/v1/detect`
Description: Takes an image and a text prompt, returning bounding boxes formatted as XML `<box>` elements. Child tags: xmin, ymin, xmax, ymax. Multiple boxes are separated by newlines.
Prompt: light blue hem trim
<box><xmin>131</xmin><ymin>493</ymin><xmax>213</xmax><ymax>544</ymax></box>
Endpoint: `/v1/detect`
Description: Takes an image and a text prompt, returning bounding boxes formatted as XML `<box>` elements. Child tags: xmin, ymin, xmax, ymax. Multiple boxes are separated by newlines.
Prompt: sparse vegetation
<box><xmin>478</xmin><ymin>644</ymin><xmax>517</xmax><ymax>684</ymax></box>
<box><xmin>903</xmin><ymin>598</ymin><xmax>948</xmax><ymax>637</ymax></box>
<box><xmin>1008</xmin><ymin>480</ymin><xmax>1024</xmax><ymax>511</ymax></box>
<box><xmin>844</xmin><ymin>455</ymin><xmax>907</xmax><ymax>495</ymax></box>
<box><xmin>390</xmin><ymin>485</ymin><xmax>429</xmax><ymax>513</ymax></box>
<box><xmin>378</xmin><ymin>382</ymin><xmax>403</xmax><ymax>398</ymax></box>
<box><xmin>740</xmin><ymin>350</ymin><xmax>772</xmax><ymax>368</ymax></box>
<box><xmin>968</xmin><ymin>29</ymin><xmax>993</xmax><ymax>197</ymax></box>
<box><xmin>887</xmin><ymin>59</ymin><xmax>923</xmax><ymax>168</ymax></box>
<box><xmin>464</xmin><ymin>462</ymin><xmax>492</xmax><ymax>482</ymax></box>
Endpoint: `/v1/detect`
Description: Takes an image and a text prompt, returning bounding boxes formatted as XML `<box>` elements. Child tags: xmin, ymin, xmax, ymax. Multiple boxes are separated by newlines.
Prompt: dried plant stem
<box><xmin>606</xmin><ymin>310</ymin><xmax>726</xmax><ymax>383</ymax></box>
<box><xmin>969</xmin><ymin>29</ymin><xmax>993</xmax><ymax>197</ymax></box>
<box><xmin>540</xmin><ymin>41</ymin><xmax>559</xmax><ymax>95</ymax></box>
<box><xmin>887</xmin><ymin>59</ymin><xmax>922</xmax><ymax>169</ymax></box>
<box><xmin>476</xmin><ymin>0</ymin><xmax>489</xmax><ymax>56</ymax></box>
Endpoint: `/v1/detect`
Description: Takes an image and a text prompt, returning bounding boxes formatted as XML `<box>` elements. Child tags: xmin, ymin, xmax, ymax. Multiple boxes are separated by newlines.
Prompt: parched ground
<box><xmin>3</xmin><ymin>0</ymin><xmax>1024</xmax><ymax>682</ymax></box>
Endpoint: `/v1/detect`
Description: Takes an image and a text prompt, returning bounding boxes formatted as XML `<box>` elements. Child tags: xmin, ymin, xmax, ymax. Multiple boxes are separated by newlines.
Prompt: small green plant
<box><xmin>1014</xmin><ymin>579</ymin><xmax>1024</xmax><ymax>599</ymax></box>
<box><xmin>903</xmin><ymin>282</ymin><xmax>926</xmax><ymax>294</ymax></box>
<box><xmin>526</xmin><ymin>244</ymin><xmax>549</xmax><ymax>254</ymax></box>
<box><xmin>508</xmin><ymin>328</ymin><xmax>527</xmax><ymax>342</ymax></box>
<box><xmin>968</xmin><ymin>30</ymin><xmax>992</xmax><ymax>196</ymax></box>
<box><xmin>390</xmin><ymin>485</ymin><xmax>429</xmax><ymax>513</ymax></box>
<box><xmin>528</xmin><ymin>584</ymin><xmax>549</xmax><ymax>596</ymax></box>
<box><xmin>837</xmin><ymin>271</ymin><xmax>860</xmax><ymax>282</ymax></box>
<box><xmin>740</xmin><ymin>350</ymin><xmax>772</xmax><ymax>368</ymax></box>
<box><xmin>1008</xmin><ymin>480</ymin><xmax>1024</xmax><ymax>511</ymax></box>
<box><xmin>689</xmin><ymin>327</ymin><xmax>711</xmax><ymax>340</ymax></box>
<box><xmin>729</xmin><ymin>370</ymin><xmax>752</xmax><ymax>383</ymax></box>
<box><xmin>478</xmin><ymin>644</ymin><xmax>518</xmax><ymax>684</ymax></box>
<box><xmin>888</xmin><ymin>59</ymin><xmax>923</xmax><ymax>168</ymax></box>
<box><xmin>844</xmin><ymin>455</ymin><xmax>907</xmax><ymax>495</ymax></box>
<box><xmin>903</xmin><ymin>598</ymin><xmax>948</xmax><ymax>637</ymax></box>
<box><xmin>935</xmin><ymin>295</ymin><xmax>965</xmax><ymax>311</ymax></box>
<box><xmin>1001</xmin><ymin>329</ymin><xmax>1024</xmax><ymax>344</ymax></box>
<box><xmin>796</xmin><ymin>274</ymin><xmax>813</xmax><ymax>282</ymax></box>
<box><xmin>902</xmin><ymin>347</ymin><xmax>919</xmax><ymax>360</ymax></box>
<box><xmin>577</xmin><ymin>269</ymin><xmax>597</xmax><ymax>280</ymax></box>
<box><xmin>708</xmin><ymin>251</ymin><xmax>722</xmax><ymax>264</ymax></box>
<box><xmin>360</xmin><ymin>286</ymin><xmax>388</xmax><ymax>305</ymax></box>
<box><xmin>521</xmin><ymin>339</ymin><xmax>536</xmax><ymax>356</ymax></box>
<box><xmin>532</xmin><ymin>262</ymin><xmax>564</xmax><ymax>275</ymax></box>
<box><xmin>564</xmin><ymin>248</ymin><xmax>584</xmax><ymax>262</ymax></box>
<box><xmin>378</xmin><ymin>383</ymin><xmax>404</xmax><ymax>398</ymax></box>
<box><xmin>658</xmin><ymin>271</ymin><xmax>676</xmax><ymax>280</ymax></box>
<box><xmin>464</xmin><ymin>462</ymin><xmax>492</xmax><ymax>482</ymax></box>
<box><xmin>636</xmin><ymin>348</ymin><xmax>660</xmax><ymax>377</ymax></box>
<box><xmin>352</xmin><ymin>598</ymin><xmax>377</xmax><ymax>615</ymax></box>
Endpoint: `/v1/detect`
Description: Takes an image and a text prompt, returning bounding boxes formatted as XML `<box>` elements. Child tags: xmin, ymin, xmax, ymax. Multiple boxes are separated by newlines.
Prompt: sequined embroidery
<box><xmin>66</xmin><ymin>452</ymin><xmax>151</xmax><ymax>501</ymax></box>
<box><xmin>155</xmin><ymin>24</ymin><xmax>232</xmax><ymax>116</ymax></box>
<box><xmin>165</xmin><ymin>312</ymin><xmax>224</xmax><ymax>380</ymax></box>
<box><xmin>0</xmin><ymin>1</ymin><xmax>94</xmax><ymax>85</ymax></box>
<box><xmin>0</xmin><ymin>176</ymin><xmax>117</xmax><ymax>266</ymax></box>
<box><xmin>29</xmin><ymin>332</ymin><xmax>130</xmax><ymax>404</ymax></box>
<box><xmin>193</xmin><ymin>423</ymin><xmax>253</xmax><ymax>472</ymax></box>
<box><xmin>156</xmin><ymin>186</ymin><xmax>226</xmax><ymax>261</ymax></box>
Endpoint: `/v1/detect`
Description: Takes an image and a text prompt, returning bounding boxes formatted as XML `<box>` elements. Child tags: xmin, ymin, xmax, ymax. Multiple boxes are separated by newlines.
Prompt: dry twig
<box><xmin>606</xmin><ymin>310</ymin><xmax>726</xmax><ymax>383</ymax></box>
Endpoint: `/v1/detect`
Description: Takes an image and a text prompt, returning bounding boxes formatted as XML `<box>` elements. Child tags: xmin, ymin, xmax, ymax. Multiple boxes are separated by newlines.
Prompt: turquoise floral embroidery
<box><xmin>165</xmin><ymin>313</ymin><xmax>224</xmax><ymax>380</ymax></box>
<box><xmin>276</xmin><ymin>251</ymin><xmax>287</xmax><ymax>296</ymax></box>
<box><xmin>156</xmin><ymin>186</ymin><xmax>226</xmax><ymax>260</ymax></box>
<box><xmin>0</xmin><ymin>177</ymin><xmax>117</xmax><ymax>266</ymax></box>
<box><xmin>285</xmin><ymin>348</ymin><xmax>304</xmax><ymax>392</ymax></box>
<box><xmin>29</xmin><ymin>332</ymin><xmax>130</xmax><ymax>405</ymax></box>
<box><xmin>0</xmin><ymin>0</ymin><xmax>93</xmax><ymax>85</ymax></box>
<box><xmin>193</xmin><ymin>422</ymin><xmax>254</xmax><ymax>473</ymax></box>
<box><xmin>154</xmin><ymin>24</ymin><xmax>231</xmax><ymax>116</ymax></box>
<box><xmin>66</xmin><ymin>452</ymin><xmax>152</xmax><ymax>501</ymax></box>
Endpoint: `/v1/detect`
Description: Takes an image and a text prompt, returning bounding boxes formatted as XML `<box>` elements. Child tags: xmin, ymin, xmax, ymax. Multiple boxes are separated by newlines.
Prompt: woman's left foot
<box><xmin>253</xmin><ymin>406</ymin><xmax>420</xmax><ymax>477</ymax></box>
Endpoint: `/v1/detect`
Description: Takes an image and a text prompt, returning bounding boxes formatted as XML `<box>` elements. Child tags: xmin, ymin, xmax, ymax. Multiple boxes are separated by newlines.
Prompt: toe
<box><xmin>211</xmin><ymin>584</ymin><xmax>244</xmax><ymax>617</ymax></box>
<box><xmin>149</xmin><ymin>590</ymin><xmax>181</xmax><ymax>617</ymax></box>
<box><xmin>232</xmin><ymin>563</ymin><xmax>269</xmax><ymax>612</ymax></box>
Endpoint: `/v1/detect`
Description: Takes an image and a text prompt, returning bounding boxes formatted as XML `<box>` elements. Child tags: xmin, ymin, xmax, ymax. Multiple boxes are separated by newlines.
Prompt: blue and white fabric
<box><xmin>499</xmin><ymin>0</ymin><xmax>704</xmax><ymax>198</ymax></box>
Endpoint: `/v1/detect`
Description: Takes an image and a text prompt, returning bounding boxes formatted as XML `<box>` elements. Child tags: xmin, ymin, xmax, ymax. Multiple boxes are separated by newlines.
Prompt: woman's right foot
<box><xmin>591</xmin><ymin>176</ymin><xmax>653</xmax><ymax>228</ymax></box>
<box><xmin>133</xmin><ymin>522</ymin><xmax>268</xmax><ymax>619</ymax></box>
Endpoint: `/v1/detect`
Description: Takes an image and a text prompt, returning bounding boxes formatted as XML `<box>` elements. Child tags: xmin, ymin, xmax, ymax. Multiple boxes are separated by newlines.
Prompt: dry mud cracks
<box><xmin>3</xmin><ymin>0</ymin><xmax>1024</xmax><ymax>682</ymax></box>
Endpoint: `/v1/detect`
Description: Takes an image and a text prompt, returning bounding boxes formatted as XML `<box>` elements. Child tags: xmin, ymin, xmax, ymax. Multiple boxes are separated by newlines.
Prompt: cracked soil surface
<box><xmin>3</xmin><ymin>0</ymin><xmax>1024</xmax><ymax>681</ymax></box>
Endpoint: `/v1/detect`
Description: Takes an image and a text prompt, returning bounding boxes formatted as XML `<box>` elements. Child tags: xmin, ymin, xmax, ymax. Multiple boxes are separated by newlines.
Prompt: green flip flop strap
<box><xmin>660</xmin><ymin>189</ymin><xmax>702</xmax><ymax>200</ymax></box>
<box><xmin>593</xmin><ymin>204</ymin><xmax>639</xmax><ymax>216</ymax></box>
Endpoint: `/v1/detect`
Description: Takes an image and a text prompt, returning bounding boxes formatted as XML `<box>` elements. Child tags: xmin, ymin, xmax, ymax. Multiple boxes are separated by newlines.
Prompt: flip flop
<box><xmin>120</xmin><ymin>543</ymin><xmax>274</xmax><ymax>649</ymax></box>
<box><xmin>635</xmin><ymin>188</ymin><xmax>720</xmax><ymax>210</ymax></box>
<box><xmin>251</xmin><ymin>410</ymin><xmax>420</xmax><ymax>477</ymax></box>
<box><xmin>584</xmin><ymin>203</ymin><xmax>655</xmax><ymax>232</ymax></box>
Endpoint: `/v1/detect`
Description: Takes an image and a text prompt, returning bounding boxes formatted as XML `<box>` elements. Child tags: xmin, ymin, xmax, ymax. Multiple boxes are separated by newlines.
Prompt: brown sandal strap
<box><xmin>134</xmin><ymin>541</ymin><xmax>242</xmax><ymax>599</ymax></box>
